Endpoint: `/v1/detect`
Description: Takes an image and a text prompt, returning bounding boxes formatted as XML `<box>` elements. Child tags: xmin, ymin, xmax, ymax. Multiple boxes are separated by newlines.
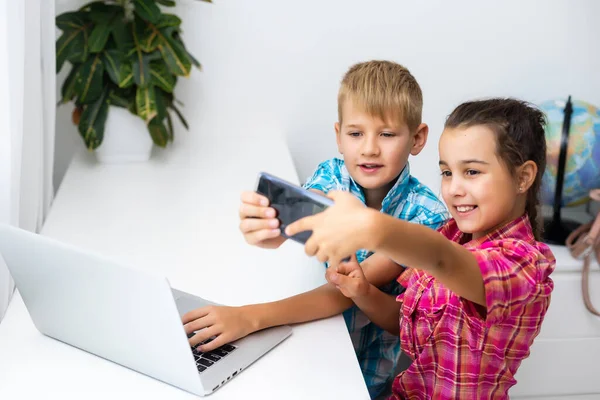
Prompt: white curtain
<box><xmin>0</xmin><ymin>0</ymin><xmax>56</xmax><ymax>323</ymax></box>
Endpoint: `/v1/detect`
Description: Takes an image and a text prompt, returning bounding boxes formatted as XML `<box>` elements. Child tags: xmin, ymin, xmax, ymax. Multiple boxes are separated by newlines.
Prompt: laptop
<box><xmin>0</xmin><ymin>224</ymin><xmax>292</xmax><ymax>396</ymax></box>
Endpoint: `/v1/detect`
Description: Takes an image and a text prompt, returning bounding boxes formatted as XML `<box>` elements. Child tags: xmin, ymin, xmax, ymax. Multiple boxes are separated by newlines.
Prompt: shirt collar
<box><xmin>445</xmin><ymin>214</ymin><xmax>535</xmax><ymax>248</ymax></box>
<box><xmin>343</xmin><ymin>162</ymin><xmax>411</xmax><ymax>212</ymax></box>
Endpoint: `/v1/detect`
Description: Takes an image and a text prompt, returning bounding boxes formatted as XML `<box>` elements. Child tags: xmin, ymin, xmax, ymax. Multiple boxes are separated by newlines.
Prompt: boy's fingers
<box><xmin>182</xmin><ymin>306</ymin><xmax>210</xmax><ymax>325</ymax></box>
<box><xmin>241</xmin><ymin>191</ymin><xmax>269</xmax><ymax>206</ymax></box>
<box><xmin>189</xmin><ymin>326</ymin><xmax>220</xmax><ymax>347</ymax></box>
<box><xmin>337</xmin><ymin>254</ymin><xmax>359</xmax><ymax>274</ymax></box>
<box><xmin>239</xmin><ymin>217</ymin><xmax>279</xmax><ymax>234</ymax></box>
<box><xmin>184</xmin><ymin>314</ymin><xmax>216</xmax><ymax>334</ymax></box>
<box><xmin>199</xmin><ymin>334</ymin><xmax>228</xmax><ymax>353</ymax></box>
<box><xmin>327</xmin><ymin>269</ymin><xmax>354</xmax><ymax>289</ymax></box>
<box><xmin>238</xmin><ymin>204</ymin><xmax>276</xmax><ymax>220</ymax></box>
<box><xmin>244</xmin><ymin>228</ymin><xmax>281</xmax><ymax>244</ymax></box>
<box><xmin>335</xmin><ymin>262</ymin><xmax>355</xmax><ymax>276</ymax></box>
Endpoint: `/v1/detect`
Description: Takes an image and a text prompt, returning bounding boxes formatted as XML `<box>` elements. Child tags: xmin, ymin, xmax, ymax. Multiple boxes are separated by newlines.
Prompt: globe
<box><xmin>540</xmin><ymin>98</ymin><xmax>600</xmax><ymax>207</ymax></box>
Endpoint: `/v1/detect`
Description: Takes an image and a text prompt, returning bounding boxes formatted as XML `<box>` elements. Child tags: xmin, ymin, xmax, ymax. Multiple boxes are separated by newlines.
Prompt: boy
<box><xmin>182</xmin><ymin>60</ymin><xmax>448</xmax><ymax>398</ymax></box>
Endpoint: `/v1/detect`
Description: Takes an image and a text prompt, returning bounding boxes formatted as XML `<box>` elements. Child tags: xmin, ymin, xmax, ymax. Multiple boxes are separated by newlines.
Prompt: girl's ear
<box><xmin>517</xmin><ymin>160</ymin><xmax>537</xmax><ymax>193</ymax></box>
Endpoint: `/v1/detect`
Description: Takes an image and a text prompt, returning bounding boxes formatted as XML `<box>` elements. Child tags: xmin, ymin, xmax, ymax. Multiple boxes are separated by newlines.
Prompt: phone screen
<box><xmin>256</xmin><ymin>174</ymin><xmax>331</xmax><ymax>244</ymax></box>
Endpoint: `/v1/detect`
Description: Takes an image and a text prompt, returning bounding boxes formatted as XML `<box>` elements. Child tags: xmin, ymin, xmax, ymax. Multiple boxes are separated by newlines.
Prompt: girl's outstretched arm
<box><xmin>285</xmin><ymin>191</ymin><xmax>485</xmax><ymax>306</ymax></box>
<box><xmin>371</xmin><ymin>212</ymin><xmax>485</xmax><ymax>306</ymax></box>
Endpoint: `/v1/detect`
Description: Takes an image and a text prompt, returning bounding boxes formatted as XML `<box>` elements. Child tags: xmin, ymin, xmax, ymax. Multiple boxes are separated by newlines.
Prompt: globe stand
<box><xmin>542</xmin><ymin>95</ymin><xmax>582</xmax><ymax>245</ymax></box>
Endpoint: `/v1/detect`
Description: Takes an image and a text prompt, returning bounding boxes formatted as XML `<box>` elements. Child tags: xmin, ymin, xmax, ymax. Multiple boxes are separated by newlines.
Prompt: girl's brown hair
<box><xmin>444</xmin><ymin>98</ymin><xmax>547</xmax><ymax>240</ymax></box>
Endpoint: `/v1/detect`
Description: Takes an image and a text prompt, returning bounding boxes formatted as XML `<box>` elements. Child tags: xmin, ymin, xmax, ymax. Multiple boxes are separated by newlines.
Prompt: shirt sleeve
<box><xmin>302</xmin><ymin>160</ymin><xmax>340</xmax><ymax>194</ymax></box>
<box><xmin>418</xmin><ymin>206</ymin><xmax>449</xmax><ymax>231</ymax></box>
<box><xmin>405</xmin><ymin>194</ymin><xmax>449</xmax><ymax>232</ymax></box>
<box><xmin>468</xmin><ymin>241</ymin><xmax>543</xmax><ymax>325</ymax></box>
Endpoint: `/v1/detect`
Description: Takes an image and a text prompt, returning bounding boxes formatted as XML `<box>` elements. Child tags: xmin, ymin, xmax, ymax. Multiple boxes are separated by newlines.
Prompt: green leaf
<box><xmin>75</xmin><ymin>54</ymin><xmax>104</xmax><ymax>104</ymax></box>
<box><xmin>104</xmin><ymin>49</ymin><xmax>134</xmax><ymax>89</ymax></box>
<box><xmin>156</xmin><ymin>14</ymin><xmax>181</xmax><ymax>29</ymax></box>
<box><xmin>172</xmin><ymin>32</ymin><xmax>201</xmax><ymax>69</ymax></box>
<box><xmin>186</xmin><ymin>49</ymin><xmax>201</xmax><ymax>69</ymax></box>
<box><xmin>132</xmin><ymin>53</ymin><xmax>150</xmax><ymax>87</ymax></box>
<box><xmin>88</xmin><ymin>22</ymin><xmax>113</xmax><ymax>53</ymax></box>
<box><xmin>148</xmin><ymin>117</ymin><xmax>169</xmax><ymax>147</ymax></box>
<box><xmin>56</xmin><ymin>26</ymin><xmax>89</xmax><ymax>72</ymax></box>
<box><xmin>156</xmin><ymin>0</ymin><xmax>177</xmax><ymax>6</ymax></box>
<box><xmin>109</xmin><ymin>85</ymin><xmax>136</xmax><ymax>113</ymax></box>
<box><xmin>60</xmin><ymin>64</ymin><xmax>82</xmax><ymax>103</ymax></box>
<box><xmin>87</xmin><ymin>3</ymin><xmax>122</xmax><ymax>23</ymax></box>
<box><xmin>77</xmin><ymin>1</ymin><xmax>97</xmax><ymax>11</ymax></box>
<box><xmin>150</xmin><ymin>61</ymin><xmax>176</xmax><ymax>93</ymax></box>
<box><xmin>139</xmin><ymin>22</ymin><xmax>160</xmax><ymax>53</ymax></box>
<box><xmin>56</xmin><ymin>11</ymin><xmax>88</xmax><ymax>31</ymax></box>
<box><xmin>146</xmin><ymin>50</ymin><xmax>163</xmax><ymax>61</ymax></box>
<box><xmin>165</xmin><ymin>112</ymin><xmax>174</xmax><ymax>141</ymax></box>
<box><xmin>131</xmin><ymin>21</ymin><xmax>151</xmax><ymax>87</ymax></box>
<box><xmin>133</xmin><ymin>0</ymin><xmax>161</xmax><ymax>24</ymax></box>
<box><xmin>119</xmin><ymin>63</ymin><xmax>134</xmax><ymax>88</ymax></box>
<box><xmin>108</xmin><ymin>90</ymin><xmax>130</xmax><ymax>108</ymax></box>
<box><xmin>78</xmin><ymin>88</ymin><xmax>109</xmax><ymax>150</ymax></box>
<box><xmin>108</xmin><ymin>85</ymin><xmax>135</xmax><ymax>112</ymax></box>
<box><xmin>154</xmin><ymin>88</ymin><xmax>168</xmax><ymax>120</ymax></box>
<box><xmin>170</xmin><ymin>103</ymin><xmax>188</xmax><ymax>130</ymax></box>
<box><xmin>155</xmin><ymin>29</ymin><xmax>192</xmax><ymax>76</ymax></box>
<box><xmin>136</xmin><ymin>85</ymin><xmax>158</xmax><ymax>123</ymax></box>
<box><xmin>111</xmin><ymin>23</ymin><xmax>134</xmax><ymax>54</ymax></box>
<box><xmin>102</xmin><ymin>49</ymin><xmax>122</xmax><ymax>85</ymax></box>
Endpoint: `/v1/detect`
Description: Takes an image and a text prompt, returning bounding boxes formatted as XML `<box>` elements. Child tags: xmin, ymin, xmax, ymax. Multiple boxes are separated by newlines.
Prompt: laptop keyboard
<box><xmin>189</xmin><ymin>335</ymin><xmax>237</xmax><ymax>373</ymax></box>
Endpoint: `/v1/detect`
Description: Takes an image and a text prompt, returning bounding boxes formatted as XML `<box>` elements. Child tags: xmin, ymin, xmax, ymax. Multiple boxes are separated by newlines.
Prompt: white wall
<box><xmin>54</xmin><ymin>0</ymin><xmax>600</xmax><ymax>194</ymax></box>
<box><xmin>54</xmin><ymin>0</ymin><xmax>85</xmax><ymax>192</ymax></box>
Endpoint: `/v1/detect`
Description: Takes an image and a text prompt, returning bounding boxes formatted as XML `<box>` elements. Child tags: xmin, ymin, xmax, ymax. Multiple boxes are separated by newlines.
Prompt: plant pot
<box><xmin>95</xmin><ymin>106</ymin><xmax>153</xmax><ymax>164</ymax></box>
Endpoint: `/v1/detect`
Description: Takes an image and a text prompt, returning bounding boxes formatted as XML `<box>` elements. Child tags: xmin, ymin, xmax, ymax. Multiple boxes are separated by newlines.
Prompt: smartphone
<box><xmin>255</xmin><ymin>172</ymin><xmax>333</xmax><ymax>244</ymax></box>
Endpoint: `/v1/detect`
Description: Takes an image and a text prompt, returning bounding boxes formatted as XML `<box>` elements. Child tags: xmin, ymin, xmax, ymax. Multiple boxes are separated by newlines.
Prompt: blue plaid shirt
<box><xmin>303</xmin><ymin>158</ymin><xmax>448</xmax><ymax>398</ymax></box>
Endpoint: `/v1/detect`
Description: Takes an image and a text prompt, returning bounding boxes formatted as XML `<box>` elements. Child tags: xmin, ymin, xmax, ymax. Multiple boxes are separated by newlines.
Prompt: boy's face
<box><xmin>335</xmin><ymin>100</ymin><xmax>427</xmax><ymax>191</ymax></box>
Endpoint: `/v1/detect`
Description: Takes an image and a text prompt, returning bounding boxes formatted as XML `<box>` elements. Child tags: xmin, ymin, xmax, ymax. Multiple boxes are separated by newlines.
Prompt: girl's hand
<box><xmin>325</xmin><ymin>255</ymin><xmax>371</xmax><ymax>299</ymax></box>
<box><xmin>182</xmin><ymin>305</ymin><xmax>257</xmax><ymax>352</ymax></box>
<box><xmin>285</xmin><ymin>190</ymin><xmax>376</xmax><ymax>265</ymax></box>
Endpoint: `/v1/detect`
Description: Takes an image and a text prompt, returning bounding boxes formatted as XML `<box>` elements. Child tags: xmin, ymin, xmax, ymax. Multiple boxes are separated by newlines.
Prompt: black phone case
<box><xmin>255</xmin><ymin>172</ymin><xmax>333</xmax><ymax>244</ymax></box>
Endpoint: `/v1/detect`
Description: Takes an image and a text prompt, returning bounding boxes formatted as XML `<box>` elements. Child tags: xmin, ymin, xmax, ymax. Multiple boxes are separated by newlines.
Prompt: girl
<box><xmin>285</xmin><ymin>98</ymin><xmax>556</xmax><ymax>399</ymax></box>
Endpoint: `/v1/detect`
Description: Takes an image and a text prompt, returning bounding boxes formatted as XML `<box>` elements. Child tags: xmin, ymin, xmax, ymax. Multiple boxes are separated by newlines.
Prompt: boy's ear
<box><xmin>335</xmin><ymin>122</ymin><xmax>343</xmax><ymax>154</ymax></box>
<box><xmin>517</xmin><ymin>160</ymin><xmax>537</xmax><ymax>193</ymax></box>
<box><xmin>410</xmin><ymin>123</ymin><xmax>429</xmax><ymax>156</ymax></box>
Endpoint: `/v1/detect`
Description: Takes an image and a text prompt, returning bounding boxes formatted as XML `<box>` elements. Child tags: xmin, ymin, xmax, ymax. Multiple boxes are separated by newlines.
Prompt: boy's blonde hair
<box><xmin>338</xmin><ymin>60</ymin><xmax>423</xmax><ymax>132</ymax></box>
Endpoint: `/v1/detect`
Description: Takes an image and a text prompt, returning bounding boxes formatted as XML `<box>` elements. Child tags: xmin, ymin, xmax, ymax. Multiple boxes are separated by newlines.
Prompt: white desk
<box><xmin>0</xmin><ymin>133</ymin><xmax>370</xmax><ymax>399</ymax></box>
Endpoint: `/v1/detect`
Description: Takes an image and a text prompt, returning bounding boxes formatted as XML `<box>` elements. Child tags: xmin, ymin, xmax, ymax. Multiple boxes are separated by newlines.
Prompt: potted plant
<box><xmin>56</xmin><ymin>0</ymin><xmax>209</xmax><ymax>163</ymax></box>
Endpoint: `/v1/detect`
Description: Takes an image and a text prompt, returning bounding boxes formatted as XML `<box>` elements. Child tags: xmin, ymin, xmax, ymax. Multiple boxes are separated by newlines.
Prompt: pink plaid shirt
<box><xmin>391</xmin><ymin>215</ymin><xmax>555</xmax><ymax>399</ymax></box>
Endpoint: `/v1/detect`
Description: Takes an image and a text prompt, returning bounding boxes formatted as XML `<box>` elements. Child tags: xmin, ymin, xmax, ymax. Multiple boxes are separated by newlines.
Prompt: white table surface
<box><xmin>0</xmin><ymin>133</ymin><xmax>369</xmax><ymax>399</ymax></box>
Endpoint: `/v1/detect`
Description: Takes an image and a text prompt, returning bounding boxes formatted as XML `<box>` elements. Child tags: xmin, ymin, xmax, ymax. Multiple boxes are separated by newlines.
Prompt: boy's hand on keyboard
<box><xmin>239</xmin><ymin>191</ymin><xmax>285</xmax><ymax>249</ymax></box>
<box><xmin>325</xmin><ymin>254</ymin><xmax>371</xmax><ymax>299</ymax></box>
<box><xmin>182</xmin><ymin>305</ymin><xmax>257</xmax><ymax>352</ymax></box>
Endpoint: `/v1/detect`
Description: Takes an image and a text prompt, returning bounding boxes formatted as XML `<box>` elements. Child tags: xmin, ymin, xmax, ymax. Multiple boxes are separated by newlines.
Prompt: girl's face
<box><xmin>438</xmin><ymin>125</ymin><xmax>527</xmax><ymax>239</ymax></box>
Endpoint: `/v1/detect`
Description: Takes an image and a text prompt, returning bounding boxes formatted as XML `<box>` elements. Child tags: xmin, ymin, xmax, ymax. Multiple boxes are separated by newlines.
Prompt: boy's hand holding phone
<box><xmin>238</xmin><ymin>191</ymin><xmax>285</xmax><ymax>249</ymax></box>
